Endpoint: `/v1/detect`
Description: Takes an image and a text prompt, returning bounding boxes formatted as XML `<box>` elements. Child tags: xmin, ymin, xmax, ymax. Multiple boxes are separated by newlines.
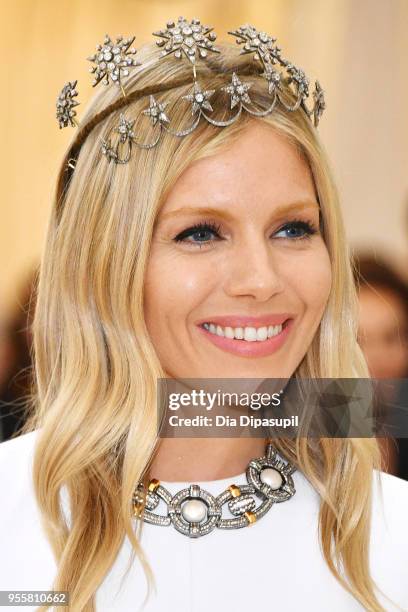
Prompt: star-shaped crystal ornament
<box><xmin>286</xmin><ymin>63</ymin><xmax>310</xmax><ymax>96</ymax></box>
<box><xmin>221</xmin><ymin>72</ymin><xmax>252</xmax><ymax>110</ymax></box>
<box><xmin>228</xmin><ymin>24</ymin><xmax>283</xmax><ymax>68</ymax></box>
<box><xmin>312</xmin><ymin>81</ymin><xmax>326</xmax><ymax>126</ymax></box>
<box><xmin>56</xmin><ymin>80</ymin><xmax>79</xmax><ymax>128</ymax></box>
<box><xmin>142</xmin><ymin>95</ymin><xmax>170</xmax><ymax>126</ymax></box>
<box><xmin>101</xmin><ymin>139</ymin><xmax>117</xmax><ymax>162</ymax></box>
<box><xmin>182</xmin><ymin>82</ymin><xmax>215</xmax><ymax>115</ymax></box>
<box><xmin>58</xmin><ymin>20</ymin><xmax>326</xmax><ymax>167</ymax></box>
<box><xmin>261</xmin><ymin>64</ymin><xmax>282</xmax><ymax>95</ymax></box>
<box><xmin>88</xmin><ymin>34</ymin><xmax>141</xmax><ymax>88</ymax></box>
<box><xmin>116</xmin><ymin>114</ymin><xmax>135</xmax><ymax>142</ymax></box>
<box><xmin>153</xmin><ymin>16</ymin><xmax>220</xmax><ymax>64</ymax></box>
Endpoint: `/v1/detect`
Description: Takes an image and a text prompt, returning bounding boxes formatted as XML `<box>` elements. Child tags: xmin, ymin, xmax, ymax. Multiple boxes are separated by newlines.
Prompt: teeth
<box><xmin>224</xmin><ymin>327</ymin><xmax>235</xmax><ymax>339</ymax></box>
<box><xmin>268</xmin><ymin>325</ymin><xmax>282</xmax><ymax>338</ymax></box>
<box><xmin>216</xmin><ymin>325</ymin><xmax>224</xmax><ymax>337</ymax></box>
<box><xmin>257</xmin><ymin>327</ymin><xmax>268</xmax><ymax>341</ymax></box>
<box><xmin>202</xmin><ymin>322</ymin><xmax>283</xmax><ymax>342</ymax></box>
<box><xmin>234</xmin><ymin>327</ymin><xmax>244</xmax><ymax>340</ymax></box>
<box><xmin>244</xmin><ymin>327</ymin><xmax>257</xmax><ymax>342</ymax></box>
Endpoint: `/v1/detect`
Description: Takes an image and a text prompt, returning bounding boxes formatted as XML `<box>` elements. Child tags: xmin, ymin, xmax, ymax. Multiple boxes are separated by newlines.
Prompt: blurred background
<box><xmin>1</xmin><ymin>1</ymin><xmax>408</xmax><ymax>477</ymax></box>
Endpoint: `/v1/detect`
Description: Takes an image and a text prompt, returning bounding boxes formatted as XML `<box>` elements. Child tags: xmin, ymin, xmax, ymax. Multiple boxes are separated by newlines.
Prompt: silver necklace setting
<box><xmin>132</xmin><ymin>441</ymin><xmax>297</xmax><ymax>538</ymax></box>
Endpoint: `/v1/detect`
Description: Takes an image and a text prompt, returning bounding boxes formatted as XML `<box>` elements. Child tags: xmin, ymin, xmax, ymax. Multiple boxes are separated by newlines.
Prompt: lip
<box><xmin>196</xmin><ymin>317</ymin><xmax>294</xmax><ymax>358</ymax></box>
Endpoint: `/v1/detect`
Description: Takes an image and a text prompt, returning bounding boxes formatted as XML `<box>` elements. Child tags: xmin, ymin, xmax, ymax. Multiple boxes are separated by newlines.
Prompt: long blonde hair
<box><xmin>21</xmin><ymin>41</ymin><xmax>394</xmax><ymax>611</ymax></box>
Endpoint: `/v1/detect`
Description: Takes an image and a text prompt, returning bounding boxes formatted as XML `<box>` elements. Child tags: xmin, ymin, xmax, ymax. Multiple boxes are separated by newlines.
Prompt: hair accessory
<box><xmin>153</xmin><ymin>17</ymin><xmax>220</xmax><ymax>66</ymax></box>
<box><xmin>56</xmin><ymin>80</ymin><xmax>80</xmax><ymax>129</ymax></box>
<box><xmin>56</xmin><ymin>17</ymin><xmax>326</xmax><ymax>168</ymax></box>
<box><xmin>142</xmin><ymin>95</ymin><xmax>170</xmax><ymax>126</ymax></box>
<box><xmin>87</xmin><ymin>34</ymin><xmax>141</xmax><ymax>97</ymax></box>
<box><xmin>132</xmin><ymin>440</ymin><xmax>296</xmax><ymax>538</ymax></box>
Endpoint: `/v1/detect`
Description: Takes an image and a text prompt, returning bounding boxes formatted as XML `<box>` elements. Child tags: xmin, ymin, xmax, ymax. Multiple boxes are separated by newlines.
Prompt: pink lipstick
<box><xmin>195</xmin><ymin>314</ymin><xmax>293</xmax><ymax>358</ymax></box>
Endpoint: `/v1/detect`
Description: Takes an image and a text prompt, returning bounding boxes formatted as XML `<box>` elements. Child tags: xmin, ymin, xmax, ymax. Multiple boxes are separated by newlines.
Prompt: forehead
<box><xmin>162</xmin><ymin>122</ymin><xmax>317</xmax><ymax>213</ymax></box>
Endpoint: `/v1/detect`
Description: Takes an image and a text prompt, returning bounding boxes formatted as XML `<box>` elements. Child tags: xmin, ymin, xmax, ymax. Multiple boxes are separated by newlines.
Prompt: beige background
<box><xmin>2</xmin><ymin>0</ymin><xmax>408</xmax><ymax>321</ymax></box>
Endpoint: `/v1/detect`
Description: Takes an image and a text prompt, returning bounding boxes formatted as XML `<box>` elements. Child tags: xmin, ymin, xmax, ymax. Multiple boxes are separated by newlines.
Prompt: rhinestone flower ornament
<box><xmin>153</xmin><ymin>17</ymin><xmax>220</xmax><ymax>66</ymax></box>
<box><xmin>56</xmin><ymin>80</ymin><xmax>79</xmax><ymax>129</ymax></box>
<box><xmin>228</xmin><ymin>23</ymin><xmax>284</xmax><ymax>67</ymax></box>
<box><xmin>286</xmin><ymin>63</ymin><xmax>310</xmax><ymax>97</ymax></box>
<box><xmin>56</xmin><ymin>17</ymin><xmax>326</xmax><ymax>168</ymax></box>
<box><xmin>88</xmin><ymin>34</ymin><xmax>141</xmax><ymax>92</ymax></box>
<box><xmin>313</xmin><ymin>81</ymin><xmax>326</xmax><ymax>127</ymax></box>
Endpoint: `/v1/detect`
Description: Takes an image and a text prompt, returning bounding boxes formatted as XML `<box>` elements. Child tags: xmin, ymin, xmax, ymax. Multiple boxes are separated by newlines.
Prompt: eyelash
<box><xmin>173</xmin><ymin>218</ymin><xmax>318</xmax><ymax>247</ymax></box>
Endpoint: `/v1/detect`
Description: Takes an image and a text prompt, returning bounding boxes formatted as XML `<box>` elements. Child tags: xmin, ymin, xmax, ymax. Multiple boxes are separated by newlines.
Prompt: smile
<box><xmin>202</xmin><ymin>322</ymin><xmax>284</xmax><ymax>341</ymax></box>
<box><xmin>197</xmin><ymin>318</ymin><xmax>293</xmax><ymax>358</ymax></box>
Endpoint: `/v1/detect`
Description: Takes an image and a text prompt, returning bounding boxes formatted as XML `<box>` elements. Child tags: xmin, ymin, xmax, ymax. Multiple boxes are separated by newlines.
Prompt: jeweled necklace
<box><xmin>132</xmin><ymin>440</ymin><xmax>297</xmax><ymax>538</ymax></box>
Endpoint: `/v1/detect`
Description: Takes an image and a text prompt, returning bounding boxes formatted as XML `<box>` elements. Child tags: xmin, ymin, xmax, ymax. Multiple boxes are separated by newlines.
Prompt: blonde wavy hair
<box><xmin>21</xmin><ymin>40</ymin><xmax>396</xmax><ymax>611</ymax></box>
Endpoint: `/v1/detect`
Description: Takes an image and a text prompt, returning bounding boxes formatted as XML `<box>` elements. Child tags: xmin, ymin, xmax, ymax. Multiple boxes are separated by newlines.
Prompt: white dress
<box><xmin>0</xmin><ymin>430</ymin><xmax>407</xmax><ymax>612</ymax></box>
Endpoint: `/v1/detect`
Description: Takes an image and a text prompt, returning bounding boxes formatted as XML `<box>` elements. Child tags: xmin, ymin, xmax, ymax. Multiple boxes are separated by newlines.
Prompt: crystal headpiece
<box><xmin>56</xmin><ymin>17</ymin><xmax>326</xmax><ymax>167</ymax></box>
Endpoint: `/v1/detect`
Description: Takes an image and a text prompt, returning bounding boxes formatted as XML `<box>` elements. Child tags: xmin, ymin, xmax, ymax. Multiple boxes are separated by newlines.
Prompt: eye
<box><xmin>174</xmin><ymin>221</ymin><xmax>222</xmax><ymax>246</ymax></box>
<box><xmin>274</xmin><ymin>220</ymin><xmax>317</xmax><ymax>240</ymax></box>
<box><xmin>172</xmin><ymin>218</ymin><xmax>318</xmax><ymax>248</ymax></box>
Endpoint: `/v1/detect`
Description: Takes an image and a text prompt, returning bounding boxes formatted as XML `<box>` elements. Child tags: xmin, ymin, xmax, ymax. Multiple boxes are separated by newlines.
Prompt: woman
<box><xmin>1</xmin><ymin>19</ymin><xmax>407</xmax><ymax>612</ymax></box>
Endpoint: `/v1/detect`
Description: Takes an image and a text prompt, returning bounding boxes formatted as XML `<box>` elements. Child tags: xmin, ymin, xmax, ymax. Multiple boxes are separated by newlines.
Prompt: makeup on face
<box><xmin>144</xmin><ymin>123</ymin><xmax>332</xmax><ymax>379</ymax></box>
<box><xmin>196</xmin><ymin>314</ymin><xmax>294</xmax><ymax>358</ymax></box>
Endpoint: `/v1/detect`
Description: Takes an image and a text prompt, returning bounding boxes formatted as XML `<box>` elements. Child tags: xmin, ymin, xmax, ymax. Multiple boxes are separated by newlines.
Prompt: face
<box><xmin>358</xmin><ymin>286</ymin><xmax>408</xmax><ymax>378</ymax></box>
<box><xmin>144</xmin><ymin>122</ymin><xmax>332</xmax><ymax>379</ymax></box>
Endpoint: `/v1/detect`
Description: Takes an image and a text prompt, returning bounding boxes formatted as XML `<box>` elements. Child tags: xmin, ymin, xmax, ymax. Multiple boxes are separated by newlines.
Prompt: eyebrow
<box><xmin>159</xmin><ymin>201</ymin><xmax>320</xmax><ymax>223</ymax></box>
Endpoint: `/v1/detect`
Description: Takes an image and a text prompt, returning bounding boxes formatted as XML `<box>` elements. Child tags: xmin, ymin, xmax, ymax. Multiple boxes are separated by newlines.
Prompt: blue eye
<box><xmin>274</xmin><ymin>220</ymin><xmax>317</xmax><ymax>240</ymax></box>
<box><xmin>173</xmin><ymin>218</ymin><xmax>318</xmax><ymax>247</ymax></box>
<box><xmin>174</xmin><ymin>221</ymin><xmax>222</xmax><ymax>245</ymax></box>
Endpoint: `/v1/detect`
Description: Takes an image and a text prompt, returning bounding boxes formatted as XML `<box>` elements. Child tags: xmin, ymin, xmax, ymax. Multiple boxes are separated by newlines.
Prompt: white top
<box><xmin>0</xmin><ymin>430</ymin><xmax>407</xmax><ymax>612</ymax></box>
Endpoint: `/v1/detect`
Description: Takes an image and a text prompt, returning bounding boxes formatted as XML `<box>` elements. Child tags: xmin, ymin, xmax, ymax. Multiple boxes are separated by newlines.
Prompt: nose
<box><xmin>222</xmin><ymin>233</ymin><xmax>284</xmax><ymax>301</ymax></box>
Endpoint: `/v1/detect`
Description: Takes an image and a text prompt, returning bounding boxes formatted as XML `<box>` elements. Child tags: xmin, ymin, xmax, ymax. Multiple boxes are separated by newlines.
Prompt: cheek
<box><xmin>282</xmin><ymin>244</ymin><xmax>332</xmax><ymax>314</ymax></box>
<box><xmin>143</xmin><ymin>248</ymin><xmax>215</xmax><ymax>332</ymax></box>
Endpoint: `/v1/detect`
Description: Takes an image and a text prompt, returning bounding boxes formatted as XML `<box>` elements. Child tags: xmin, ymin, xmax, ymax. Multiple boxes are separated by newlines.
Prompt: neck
<box><xmin>146</xmin><ymin>437</ymin><xmax>268</xmax><ymax>483</ymax></box>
